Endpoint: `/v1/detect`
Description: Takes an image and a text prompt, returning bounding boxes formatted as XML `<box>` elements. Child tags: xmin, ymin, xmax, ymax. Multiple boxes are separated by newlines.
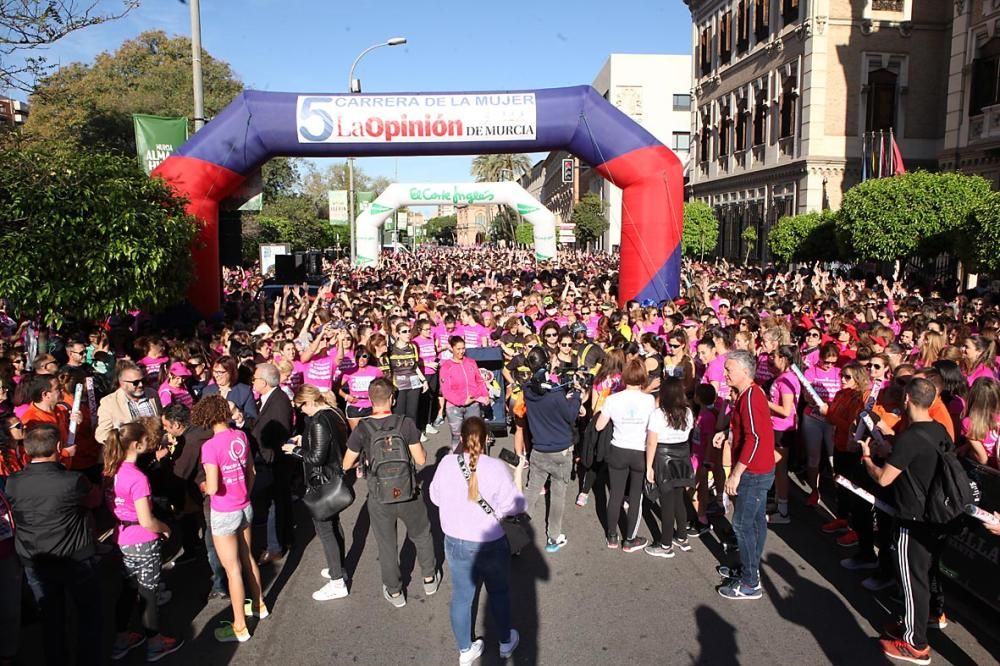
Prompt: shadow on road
<box><xmin>693</xmin><ymin>605</ymin><xmax>738</xmax><ymax>666</ymax></box>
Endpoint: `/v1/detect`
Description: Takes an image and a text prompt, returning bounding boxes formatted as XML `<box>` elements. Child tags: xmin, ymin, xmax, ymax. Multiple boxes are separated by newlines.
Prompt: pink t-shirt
<box><xmin>804</xmin><ymin>364</ymin><xmax>841</xmax><ymax>420</ymax></box>
<box><xmin>463</xmin><ymin>324</ymin><xmax>490</xmax><ymax>349</ymax></box>
<box><xmin>303</xmin><ymin>356</ymin><xmax>336</xmax><ymax>391</ymax></box>
<box><xmin>413</xmin><ymin>336</ymin><xmax>438</xmax><ymax>375</ymax></box>
<box><xmin>158</xmin><ymin>383</ymin><xmax>193</xmax><ymax>408</ymax></box>
<box><xmin>769</xmin><ymin>370</ymin><xmax>801</xmax><ymax>432</ymax></box>
<box><xmin>139</xmin><ymin>356</ymin><xmax>169</xmax><ymax>379</ymax></box>
<box><xmin>702</xmin><ymin>355</ymin><xmax>730</xmax><ymax>401</ymax></box>
<box><xmin>201</xmin><ymin>428</ymin><xmax>253</xmax><ymax>513</ymax></box>
<box><xmin>110</xmin><ymin>461</ymin><xmax>159</xmax><ymax>546</ymax></box>
<box><xmin>961</xmin><ymin>415</ymin><xmax>999</xmax><ymax>462</ymax></box>
<box><xmin>967</xmin><ymin>365</ymin><xmax>995</xmax><ymax>386</ymax></box>
<box><xmin>343</xmin><ymin>365</ymin><xmax>384</xmax><ymax>409</ymax></box>
<box><xmin>434</xmin><ymin>325</ymin><xmax>461</xmax><ymax>350</ymax></box>
<box><xmin>755</xmin><ymin>352</ymin><xmax>774</xmax><ymax>385</ymax></box>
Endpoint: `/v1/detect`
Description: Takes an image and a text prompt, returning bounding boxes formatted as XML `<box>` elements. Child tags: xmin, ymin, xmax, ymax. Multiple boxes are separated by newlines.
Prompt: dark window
<box><xmin>779</xmin><ymin>79</ymin><xmax>797</xmax><ymax>138</ymax></box>
<box><xmin>754</xmin><ymin>0</ymin><xmax>770</xmax><ymax>42</ymax></box>
<box><xmin>865</xmin><ymin>68</ymin><xmax>897</xmax><ymax>132</ymax></box>
<box><xmin>673</xmin><ymin>94</ymin><xmax>692</xmax><ymax>111</ymax></box>
<box><xmin>735</xmin><ymin>102</ymin><xmax>748</xmax><ymax>151</ymax></box>
<box><xmin>782</xmin><ymin>0</ymin><xmax>799</xmax><ymax>24</ymax></box>
<box><xmin>720</xmin><ymin>11</ymin><xmax>733</xmax><ymax>64</ymax></box>
<box><xmin>719</xmin><ymin>109</ymin><xmax>731</xmax><ymax>156</ymax></box>
<box><xmin>737</xmin><ymin>1</ymin><xmax>750</xmax><ymax>53</ymax></box>
<box><xmin>753</xmin><ymin>99</ymin><xmax>768</xmax><ymax>146</ymax></box>
<box><xmin>700</xmin><ymin>27</ymin><xmax>712</xmax><ymax>76</ymax></box>
<box><xmin>672</xmin><ymin>132</ymin><xmax>691</xmax><ymax>152</ymax></box>
<box><xmin>970</xmin><ymin>39</ymin><xmax>1000</xmax><ymax>116</ymax></box>
<box><xmin>700</xmin><ymin>123</ymin><xmax>711</xmax><ymax>162</ymax></box>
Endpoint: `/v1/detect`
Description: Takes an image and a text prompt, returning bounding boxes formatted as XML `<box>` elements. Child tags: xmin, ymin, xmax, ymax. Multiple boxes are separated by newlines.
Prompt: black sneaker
<box><xmin>606</xmin><ymin>534</ymin><xmax>620</xmax><ymax>549</ymax></box>
<box><xmin>672</xmin><ymin>537</ymin><xmax>693</xmax><ymax>552</ymax></box>
<box><xmin>621</xmin><ymin>537</ymin><xmax>649</xmax><ymax>553</ymax></box>
<box><xmin>687</xmin><ymin>521</ymin><xmax>711</xmax><ymax>537</ymax></box>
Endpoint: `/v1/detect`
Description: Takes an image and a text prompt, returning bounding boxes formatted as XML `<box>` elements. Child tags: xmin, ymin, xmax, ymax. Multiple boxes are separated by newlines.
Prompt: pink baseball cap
<box><xmin>169</xmin><ymin>361</ymin><xmax>192</xmax><ymax>377</ymax></box>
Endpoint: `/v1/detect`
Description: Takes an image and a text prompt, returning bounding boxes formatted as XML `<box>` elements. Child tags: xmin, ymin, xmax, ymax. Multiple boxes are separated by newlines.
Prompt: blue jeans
<box><xmin>23</xmin><ymin>556</ymin><xmax>103</xmax><ymax>666</ymax></box>
<box><xmin>444</xmin><ymin>535</ymin><xmax>512</xmax><ymax>652</ymax></box>
<box><xmin>446</xmin><ymin>403</ymin><xmax>481</xmax><ymax>450</ymax></box>
<box><xmin>731</xmin><ymin>469</ymin><xmax>774</xmax><ymax>589</ymax></box>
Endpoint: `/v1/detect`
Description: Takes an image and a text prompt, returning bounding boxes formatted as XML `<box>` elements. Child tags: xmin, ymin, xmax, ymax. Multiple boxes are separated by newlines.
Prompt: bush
<box><xmin>963</xmin><ymin>192</ymin><xmax>1000</xmax><ymax>273</ymax></box>
<box><xmin>514</xmin><ymin>222</ymin><xmax>534</xmax><ymax>246</ymax></box>
<box><xmin>837</xmin><ymin>171</ymin><xmax>992</xmax><ymax>261</ymax></box>
<box><xmin>768</xmin><ymin>210</ymin><xmax>841</xmax><ymax>264</ymax></box>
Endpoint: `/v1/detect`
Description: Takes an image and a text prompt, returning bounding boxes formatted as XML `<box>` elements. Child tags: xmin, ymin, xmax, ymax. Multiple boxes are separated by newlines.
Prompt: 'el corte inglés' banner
<box><xmin>296</xmin><ymin>93</ymin><xmax>537</xmax><ymax>144</ymax></box>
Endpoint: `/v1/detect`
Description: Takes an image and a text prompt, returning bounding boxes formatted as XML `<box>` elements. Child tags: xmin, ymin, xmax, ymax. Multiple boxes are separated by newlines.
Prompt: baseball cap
<box><xmin>169</xmin><ymin>361</ymin><xmax>192</xmax><ymax>377</ymax></box>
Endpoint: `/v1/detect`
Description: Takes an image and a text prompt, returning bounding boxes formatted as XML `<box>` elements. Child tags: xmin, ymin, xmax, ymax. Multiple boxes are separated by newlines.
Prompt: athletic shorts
<box><xmin>210</xmin><ymin>504</ymin><xmax>253</xmax><ymax>537</ymax></box>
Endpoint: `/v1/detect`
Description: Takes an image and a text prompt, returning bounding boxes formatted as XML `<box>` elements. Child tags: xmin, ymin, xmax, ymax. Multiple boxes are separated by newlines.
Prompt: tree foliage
<box><xmin>741</xmin><ymin>224</ymin><xmax>758</xmax><ymax>264</ymax></box>
<box><xmin>424</xmin><ymin>215</ymin><xmax>457</xmax><ymax>245</ymax></box>
<box><xmin>1</xmin><ymin>0</ymin><xmax>138</xmax><ymax>92</ymax></box>
<box><xmin>241</xmin><ymin>195</ymin><xmax>339</xmax><ymax>261</ymax></box>
<box><xmin>515</xmin><ymin>222</ymin><xmax>534</xmax><ymax>246</ymax></box>
<box><xmin>299</xmin><ymin>161</ymin><xmax>391</xmax><ymax>217</ymax></box>
<box><xmin>571</xmin><ymin>193</ymin><xmax>608</xmax><ymax>247</ymax></box>
<box><xmin>767</xmin><ymin>210</ymin><xmax>841</xmax><ymax>264</ymax></box>
<box><xmin>470</xmin><ymin>153</ymin><xmax>531</xmax><ymax>183</ymax></box>
<box><xmin>837</xmin><ymin>171</ymin><xmax>992</xmax><ymax>262</ymax></box>
<box><xmin>681</xmin><ymin>201</ymin><xmax>719</xmax><ymax>259</ymax></box>
<box><xmin>24</xmin><ymin>30</ymin><xmax>243</xmax><ymax>155</ymax></box>
<box><xmin>961</xmin><ymin>192</ymin><xmax>1000</xmax><ymax>273</ymax></box>
<box><xmin>0</xmin><ymin>145</ymin><xmax>197</xmax><ymax>325</ymax></box>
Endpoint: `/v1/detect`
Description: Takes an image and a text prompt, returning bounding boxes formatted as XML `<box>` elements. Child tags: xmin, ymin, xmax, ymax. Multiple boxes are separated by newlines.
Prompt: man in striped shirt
<box><xmin>713</xmin><ymin>350</ymin><xmax>775</xmax><ymax>600</ymax></box>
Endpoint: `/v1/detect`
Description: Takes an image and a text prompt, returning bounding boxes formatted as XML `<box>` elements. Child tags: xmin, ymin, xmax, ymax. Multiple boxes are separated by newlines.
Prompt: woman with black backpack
<box><xmin>284</xmin><ymin>385</ymin><xmax>352</xmax><ymax>601</ymax></box>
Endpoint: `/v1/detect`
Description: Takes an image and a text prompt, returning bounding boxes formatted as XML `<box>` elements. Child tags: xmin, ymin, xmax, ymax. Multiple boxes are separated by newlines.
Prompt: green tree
<box><xmin>299</xmin><ymin>161</ymin><xmax>392</xmax><ymax>217</ymax></box>
<box><xmin>767</xmin><ymin>210</ymin><xmax>841</xmax><ymax>264</ymax></box>
<box><xmin>424</xmin><ymin>215</ymin><xmax>457</xmax><ymax>245</ymax></box>
<box><xmin>837</xmin><ymin>171</ymin><xmax>992</xmax><ymax>262</ymax></box>
<box><xmin>470</xmin><ymin>153</ymin><xmax>531</xmax><ymax>183</ymax></box>
<box><xmin>961</xmin><ymin>192</ymin><xmax>1000</xmax><ymax>273</ymax></box>
<box><xmin>24</xmin><ymin>30</ymin><xmax>243</xmax><ymax>155</ymax></box>
<box><xmin>490</xmin><ymin>208</ymin><xmax>518</xmax><ymax>243</ymax></box>
<box><xmin>741</xmin><ymin>225</ymin><xmax>758</xmax><ymax>265</ymax></box>
<box><xmin>571</xmin><ymin>193</ymin><xmax>609</xmax><ymax>248</ymax></box>
<box><xmin>0</xmin><ymin>146</ymin><xmax>197</xmax><ymax>325</ymax></box>
<box><xmin>681</xmin><ymin>201</ymin><xmax>719</xmax><ymax>260</ymax></box>
<box><xmin>2</xmin><ymin>0</ymin><xmax>138</xmax><ymax>92</ymax></box>
<box><xmin>515</xmin><ymin>222</ymin><xmax>535</xmax><ymax>246</ymax></box>
<box><xmin>241</xmin><ymin>195</ymin><xmax>338</xmax><ymax>261</ymax></box>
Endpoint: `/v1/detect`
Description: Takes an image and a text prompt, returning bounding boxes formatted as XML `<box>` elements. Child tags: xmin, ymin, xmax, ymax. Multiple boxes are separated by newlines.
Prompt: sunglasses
<box><xmin>544</xmin><ymin>333</ymin><xmax>559</xmax><ymax>338</ymax></box>
<box><xmin>871</xmin><ymin>364</ymin><xmax>884</xmax><ymax>370</ymax></box>
<box><xmin>806</xmin><ymin>332</ymin><xmax>821</xmax><ymax>338</ymax></box>
<box><xmin>840</xmin><ymin>375</ymin><xmax>853</xmax><ymax>381</ymax></box>
<box><xmin>357</xmin><ymin>354</ymin><xmax>371</xmax><ymax>360</ymax></box>
<box><xmin>7</xmin><ymin>422</ymin><xmax>23</xmax><ymax>431</ymax></box>
<box><xmin>559</xmin><ymin>343</ymin><xmax>573</xmax><ymax>348</ymax></box>
<box><xmin>398</xmin><ymin>329</ymin><xmax>410</xmax><ymax>335</ymax></box>
<box><xmin>122</xmin><ymin>379</ymin><xmax>143</xmax><ymax>386</ymax></box>
<box><xmin>669</xmin><ymin>343</ymin><xmax>683</xmax><ymax>350</ymax></box>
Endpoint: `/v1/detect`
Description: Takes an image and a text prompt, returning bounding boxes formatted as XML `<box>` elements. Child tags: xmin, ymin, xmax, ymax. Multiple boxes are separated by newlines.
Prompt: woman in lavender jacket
<box><xmin>430</xmin><ymin>417</ymin><xmax>525</xmax><ymax>665</ymax></box>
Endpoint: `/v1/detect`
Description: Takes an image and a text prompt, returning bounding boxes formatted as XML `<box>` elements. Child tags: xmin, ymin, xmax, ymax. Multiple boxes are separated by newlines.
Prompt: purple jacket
<box><xmin>429</xmin><ymin>453</ymin><xmax>525</xmax><ymax>542</ymax></box>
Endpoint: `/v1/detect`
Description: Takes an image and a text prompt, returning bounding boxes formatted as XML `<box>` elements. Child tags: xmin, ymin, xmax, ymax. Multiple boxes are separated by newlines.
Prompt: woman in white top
<box><xmin>595</xmin><ymin>358</ymin><xmax>656</xmax><ymax>552</ymax></box>
<box><xmin>644</xmin><ymin>377</ymin><xmax>695</xmax><ymax>559</ymax></box>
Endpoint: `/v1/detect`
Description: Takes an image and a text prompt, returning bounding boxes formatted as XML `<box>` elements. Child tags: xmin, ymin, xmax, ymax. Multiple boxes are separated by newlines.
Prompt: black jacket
<box><xmin>250</xmin><ymin>388</ymin><xmax>293</xmax><ymax>465</ymax></box>
<box><xmin>296</xmin><ymin>409</ymin><xmax>350</xmax><ymax>480</ymax></box>
<box><xmin>171</xmin><ymin>425</ymin><xmax>214</xmax><ymax>504</ymax></box>
<box><xmin>5</xmin><ymin>462</ymin><xmax>97</xmax><ymax>564</ymax></box>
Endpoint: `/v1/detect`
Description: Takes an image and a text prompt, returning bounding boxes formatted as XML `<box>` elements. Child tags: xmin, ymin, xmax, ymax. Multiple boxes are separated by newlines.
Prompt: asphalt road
<box><xmin>15</xmin><ymin>428</ymin><xmax>1000</xmax><ymax>665</ymax></box>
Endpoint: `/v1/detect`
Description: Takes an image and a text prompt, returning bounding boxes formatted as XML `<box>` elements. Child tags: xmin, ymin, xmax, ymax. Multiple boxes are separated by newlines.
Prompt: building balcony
<box><xmin>735</xmin><ymin>149</ymin><xmax>748</xmax><ymax>169</ymax></box>
<box><xmin>751</xmin><ymin>144</ymin><xmax>766</xmax><ymax>164</ymax></box>
<box><xmin>778</xmin><ymin>136</ymin><xmax>795</xmax><ymax>158</ymax></box>
<box><xmin>968</xmin><ymin>106</ymin><xmax>1000</xmax><ymax>143</ymax></box>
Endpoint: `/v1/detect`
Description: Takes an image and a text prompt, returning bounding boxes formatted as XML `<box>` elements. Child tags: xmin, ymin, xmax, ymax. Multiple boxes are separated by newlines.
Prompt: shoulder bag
<box><xmin>301</xmin><ymin>412</ymin><xmax>355</xmax><ymax>521</ymax></box>
<box><xmin>456</xmin><ymin>453</ymin><xmax>532</xmax><ymax>555</ymax></box>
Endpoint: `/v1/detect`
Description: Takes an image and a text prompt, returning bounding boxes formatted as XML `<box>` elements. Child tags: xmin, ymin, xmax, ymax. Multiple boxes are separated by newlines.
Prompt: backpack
<box><xmin>361</xmin><ymin>416</ymin><xmax>417</xmax><ymax>504</ymax></box>
<box><xmin>923</xmin><ymin>437</ymin><xmax>977</xmax><ymax>525</ymax></box>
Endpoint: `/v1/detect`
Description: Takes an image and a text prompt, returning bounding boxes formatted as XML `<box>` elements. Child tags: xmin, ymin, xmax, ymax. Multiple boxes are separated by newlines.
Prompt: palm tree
<box><xmin>471</xmin><ymin>154</ymin><xmax>531</xmax><ymax>243</ymax></box>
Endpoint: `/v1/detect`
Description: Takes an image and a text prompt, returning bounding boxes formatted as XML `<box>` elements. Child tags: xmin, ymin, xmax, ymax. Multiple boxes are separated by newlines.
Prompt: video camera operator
<box><xmin>523</xmin><ymin>346</ymin><xmax>587</xmax><ymax>553</ymax></box>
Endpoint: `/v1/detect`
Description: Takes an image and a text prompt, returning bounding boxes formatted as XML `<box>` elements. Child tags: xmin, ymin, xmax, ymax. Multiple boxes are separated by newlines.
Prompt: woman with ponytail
<box><xmin>962</xmin><ymin>335</ymin><xmax>998</xmax><ymax>386</ymax></box>
<box><xmin>430</xmin><ymin>416</ymin><xmax>525</xmax><ymax>664</ymax></box>
<box><xmin>105</xmin><ymin>422</ymin><xmax>184</xmax><ymax>662</ymax></box>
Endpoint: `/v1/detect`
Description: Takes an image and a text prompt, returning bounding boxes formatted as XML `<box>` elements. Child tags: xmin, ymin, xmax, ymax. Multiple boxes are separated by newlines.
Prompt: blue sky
<box><xmin>10</xmin><ymin>0</ymin><xmax>692</xmax><ymax>185</ymax></box>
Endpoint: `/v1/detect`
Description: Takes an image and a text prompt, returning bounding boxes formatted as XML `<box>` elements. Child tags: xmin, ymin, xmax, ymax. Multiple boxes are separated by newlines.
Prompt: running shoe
<box><xmin>243</xmin><ymin>599</ymin><xmax>270</xmax><ymax>619</ymax></box>
<box><xmin>671</xmin><ymin>537</ymin><xmax>693</xmax><ymax>552</ymax></box>
<box><xmin>879</xmin><ymin>638</ymin><xmax>931</xmax><ymax>665</ymax></box>
<box><xmin>545</xmin><ymin>534</ymin><xmax>568</xmax><ymax>553</ymax></box>
<box><xmin>644</xmin><ymin>543</ymin><xmax>675</xmax><ymax>558</ymax></box>
<box><xmin>928</xmin><ymin>613</ymin><xmax>948</xmax><ymax>630</ymax></box>
<box><xmin>836</xmin><ymin>530</ymin><xmax>859</xmax><ymax>547</ymax></box>
<box><xmin>313</xmin><ymin>579</ymin><xmax>349</xmax><ymax>601</ymax></box>
<box><xmin>423</xmin><ymin>571</ymin><xmax>442</xmax><ymax>596</ymax></box>
<box><xmin>382</xmin><ymin>585</ymin><xmax>406</xmax><ymax>608</ymax></box>
<box><xmin>821</xmin><ymin>518</ymin><xmax>849</xmax><ymax>534</ymax></box>
<box><xmin>768</xmin><ymin>512</ymin><xmax>791</xmax><ymax>525</ymax></box>
<box><xmin>433</xmin><ymin>416</ymin><xmax>446</xmax><ymax>428</ymax></box>
<box><xmin>425</xmin><ymin>423</ymin><xmax>439</xmax><ymax>435</ymax></box>
<box><xmin>806</xmin><ymin>490</ymin><xmax>820</xmax><ymax>507</ymax></box>
<box><xmin>841</xmin><ymin>556</ymin><xmax>879</xmax><ymax>571</ymax></box>
<box><xmin>146</xmin><ymin>636</ymin><xmax>184</xmax><ymax>663</ymax></box>
<box><xmin>716</xmin><ymin>564</ymin><xmax>742</xmax><ymax>580</ymax></box>
<box><xmin>111</xmin><ymin>632</ymin><xmax>146</xmax><ymax>660</ymax></box>
<box><xmin>459</xmin><ymin>639</ymin><xmax>484</xmax><ymax>665</ymax></box>
<box><xmin>718</xmin><ymin>582</ymin><xmax>763</xmax><ymax>600</ymax></box>
<box><xmin>687</xmin><ymin>520</ymin><xmax>711</xmax><ymax>537</ymax></box>
<box><xmin>214</xmin><ymin>622</ymin><xmax>251</xmax><ymax>643</ymax></box>
<box><xmin>499</xmin><ymin>629</ymin><xmax>520</xmax><ymax>659</ymax></box>
<box><xmin>621</xmin><ymin>536</ymin><xmax>649</xmax><ymax>553</ymax></box>
<box><xmin>606</xmin><ymin>534</ymin><xmax>620</xmax><ymax>549</ymax></box>
<box><xmin>575</xmin><ymin>492</ymin><xmax>589</xmax><ymax>507</ymax></box>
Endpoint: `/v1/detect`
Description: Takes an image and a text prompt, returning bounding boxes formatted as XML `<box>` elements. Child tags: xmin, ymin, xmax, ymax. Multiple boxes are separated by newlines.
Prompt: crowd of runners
<box><xmin>0</xmin><ymin>246</ymin><xmax>998</xmax><ymax>665</ymax></box>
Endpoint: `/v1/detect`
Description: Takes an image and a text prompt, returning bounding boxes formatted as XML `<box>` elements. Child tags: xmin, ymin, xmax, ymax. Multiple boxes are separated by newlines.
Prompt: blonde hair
<box><xmin>293</xmin><ymin>383</ymin><xmax>338</xmax><ymax>409</ymax></box>
<box><xmin>966</xmin><ymin>377</ymin><xmax>1000</xmax><ymax>442</ymax></box>
<box><xmin>459</xmin><ymin>417</ymin><xmax>489</xmax><ymax>501</ymax></box>
<box><xmin>919</xmin><ymin>331</ymin><xmax>946</xmax><ymax>367</ymax></box>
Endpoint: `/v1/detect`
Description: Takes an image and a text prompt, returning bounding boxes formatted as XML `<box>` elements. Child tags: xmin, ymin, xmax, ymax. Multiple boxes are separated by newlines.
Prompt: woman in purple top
<box><xmin>105</xmin><ymin>422</ymin><xmax>183</xmax><ymax>662</ymax></box>
<box><xmin>430</xmin><ymin>417</ymin><xmax>525</xmax><ymax>664</ymax></box>
<box><xmin>193</xmin><ymin>395</ymin><xmax>264</xmax><ymax>644</ymax></box>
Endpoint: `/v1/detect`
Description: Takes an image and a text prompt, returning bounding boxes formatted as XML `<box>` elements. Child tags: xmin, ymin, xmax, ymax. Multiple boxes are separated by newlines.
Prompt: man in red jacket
<box><xmin>713</xmin><ymin>350</ymin><xmax>775</xmax><ymax>600</ymax></box>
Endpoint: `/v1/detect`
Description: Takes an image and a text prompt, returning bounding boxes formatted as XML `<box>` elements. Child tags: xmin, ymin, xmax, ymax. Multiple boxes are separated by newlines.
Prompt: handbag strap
<box><xmin>456</xmin><ymin>453</ymin><xmax>501</xmax><ymax>522</ymax></box>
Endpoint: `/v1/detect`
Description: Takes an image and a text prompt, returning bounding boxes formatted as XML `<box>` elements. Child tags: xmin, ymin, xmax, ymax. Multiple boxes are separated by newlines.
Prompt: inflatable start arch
<box><xmin>355</xmin><ymin>182</ymin><xmax>557</xmax><ymax>264</ymax></box>
<box><xmin>153</xmin><ymin>86</ymin><xmax>684</xmax><ymax>315</ymax></box>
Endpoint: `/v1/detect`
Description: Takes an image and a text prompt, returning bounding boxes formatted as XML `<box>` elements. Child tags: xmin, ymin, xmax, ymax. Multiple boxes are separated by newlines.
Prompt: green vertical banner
<box><xmin>132</xmin><ymin>114</ymin><xmax>189</xmax><ymax>175</ymax></box>
<box><xmin>329</xmin><ymin>190</ymin><xmax>349</xmax><ymax>225</ymax></box>
<box><xmin>356</xmin><ymin>191</ymin><xmax>374</xmax><ymax>216</ymax></box>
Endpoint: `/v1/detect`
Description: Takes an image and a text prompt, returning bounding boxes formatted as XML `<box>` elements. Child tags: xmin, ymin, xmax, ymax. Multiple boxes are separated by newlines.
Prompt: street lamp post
<box><xmin>498</xmin><ymin>168</ymin><xmax>522</xmax><ymax>246</ymax></box>
<box><xmin>347</xmin><ymin>37</ymin><xmax>407</xmax><ymax>266</ymax></box>
<box><xmin>188</xmin><ymin>0</ymin><xmax>205</xmax><ymax>131</ymax></box>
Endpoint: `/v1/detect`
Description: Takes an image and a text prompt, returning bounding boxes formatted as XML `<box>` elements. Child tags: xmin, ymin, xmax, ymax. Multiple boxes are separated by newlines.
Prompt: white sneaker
<box><xmin>321</xmin><ymin>568</ymin><xmax>331</xmax><ymax>579</ymax></box>
<box><xmin>459</xmin><ymin>639</ymin><xmax>484</xmax><ymax>665</ymax></box>
<box><xmin>312</xmin><ymin>579</ymin><xmax>348</xmax><ymax>601</ymax></box>
<box><xmin>499</xmin><ymin>629</ymin><xmax>519</xmax><ymax>659</ymax></box>
<box><xmin>421</xmin><ymin>433</ymin><xmax>428</xmax><ymax>443</ymax></box>
<box><xmin>425</xmin><ymin>423</ymin><xmax>439</xmax><ymax>435</ymax></box>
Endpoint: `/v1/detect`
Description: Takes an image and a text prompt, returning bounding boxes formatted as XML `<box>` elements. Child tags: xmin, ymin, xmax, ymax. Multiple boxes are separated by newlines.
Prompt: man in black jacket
<box><xmin>242</xmin><ymin>363</ymin><xmax>293</xmax><ymax>563</ymax></box>
<box><xmin>5</xmin><ymin>423</ymin><xmax>103</xmax><ymax>666</ymax></box>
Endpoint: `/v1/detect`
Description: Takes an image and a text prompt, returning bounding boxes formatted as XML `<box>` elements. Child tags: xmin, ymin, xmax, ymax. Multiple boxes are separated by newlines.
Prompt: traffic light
<box><xmin>561</xmin><ymin>158</ymin><xmax>574</xmax><ymax>184</ymax></box>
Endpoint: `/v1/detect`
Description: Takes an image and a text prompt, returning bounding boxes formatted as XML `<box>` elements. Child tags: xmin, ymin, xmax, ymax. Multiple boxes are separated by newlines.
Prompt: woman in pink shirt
<box><xmin>801</xmin><ymin>342</ymin><xmax>842</xmax><ymax>506</ymax></box>
<box><xmin>193</xmin><ymin>395</ymin><xmax>264</xmax><ymax>644</ymax></box>
<box><xmin>963</xmin><ymin>335</ymin><xmax>997</xmax><ymax>386</ymax></box>
<box><xmin>413</xmin><ymin>320</ymin><xmax>441</xmax><ymax>434</ymax></box>
<box><xmin>338</xmin><ymin>347</ymin><xmax>384</xmax><ymax>427</ymax></box>
<box><xmin>105</xmin><ymin>422</ymin><xmax>183</xmax><ymax>661</ymax></box>
<box><xmin>766</xmin><ymin>345</ymin><xmax>801</xmax><ymax>525</ymax></box>
<box><xmin>157</xmin><ymin>362</ymin><xmax>194</xmax><ymax>408</ymax></box>
<box><xmin>959</xmin><ymin>377</ymin><xmax>1000</xmax><ymax>466</ymax></box>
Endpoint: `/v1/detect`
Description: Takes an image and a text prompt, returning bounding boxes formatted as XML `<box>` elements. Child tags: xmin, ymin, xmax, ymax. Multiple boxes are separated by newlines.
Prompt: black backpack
<box><xmin>361</xmin><ymin>415</ymin><xmax>417</xmax><ymax>504</ymax></box>
<box><xmin>923</xmin><ymin>437</ymin><xmax>977</xmax><ymax>525</ymax></box>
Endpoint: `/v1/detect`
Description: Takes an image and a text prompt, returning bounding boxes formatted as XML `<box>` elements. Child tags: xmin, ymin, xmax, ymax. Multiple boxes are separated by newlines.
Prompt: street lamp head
<box><xmin>387</xmin><ymin>37</ymin><xmax>407</xmax><ymax>46</ymax></box>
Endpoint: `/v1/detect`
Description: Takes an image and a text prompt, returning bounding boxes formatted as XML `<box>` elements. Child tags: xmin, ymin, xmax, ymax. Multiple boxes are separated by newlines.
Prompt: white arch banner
<box><xmin>355</xmin><ymin>182</ymin><xmax>557</xmax><ymax>266</ymax></box>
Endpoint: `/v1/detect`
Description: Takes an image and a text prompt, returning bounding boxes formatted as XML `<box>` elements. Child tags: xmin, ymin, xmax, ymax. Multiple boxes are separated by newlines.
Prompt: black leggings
<box><xmin>313</xmin><ymin>515</ymin><xmax>346</xmax><ymax>581</ymax></box>
<box><xmin>658</xmin><ymin>486</ymin><xmax>687</xmax><ymax>544</ymax></box>
<box><xmin>393</xmin><ymin>387</ymin><xmax>421</xmax><ymax>424</ymax></box>
<box><xmin>579</xmin><ymin>461</ymin><xmax>606</xmax><ymax>494</ymax></box>
<box><xmin>607</xmin><ymin>447</ymin><xmax>645</xmax><ymax>540</ymax></box>
<box><xmin>418</xmin><ymin>374</ymin><xmax>440</xmax><ymax>431</ymax></box>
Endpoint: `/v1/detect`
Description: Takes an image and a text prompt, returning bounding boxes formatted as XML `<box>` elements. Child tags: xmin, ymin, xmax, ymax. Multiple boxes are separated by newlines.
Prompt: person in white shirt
<box><xmin>595</xmin><ymin>358</ymin><xmax>656</xmax><ymax>552</ymax></box>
